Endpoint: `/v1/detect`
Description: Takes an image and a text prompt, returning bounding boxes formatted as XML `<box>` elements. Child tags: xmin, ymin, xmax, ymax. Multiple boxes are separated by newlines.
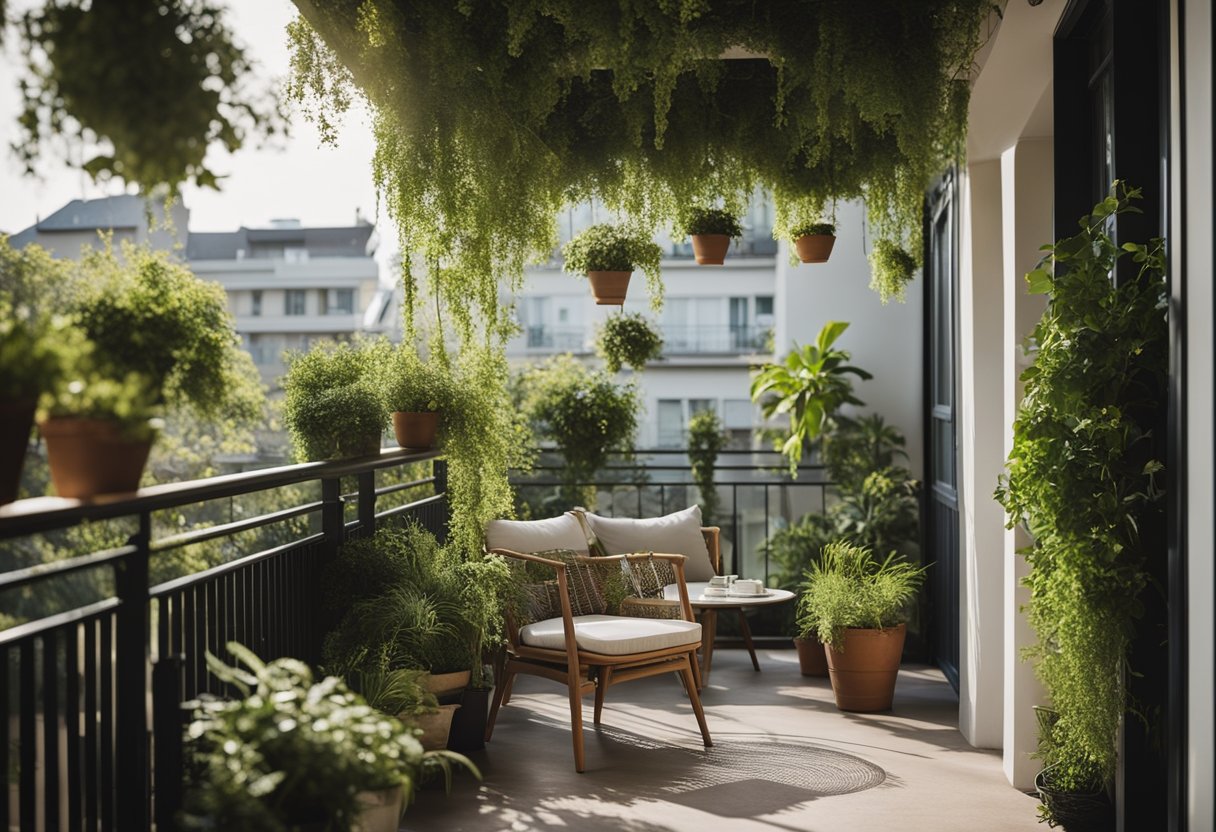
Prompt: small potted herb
<box><xmin>790</xmin><ymin>222</ymin><xmax>837</xmax><ymax>264</ymax></box>
<box><xmin>185</xmin><ymin>643</ymin><xmax>477</xmax><ymax>832</ymax></box>
<box><xmin>594</xmin><ymin>312</ymin><xmax>663</xmax><ymax>373</ymax></box>
<box><xmin>868</xmin><ymin>240</ymin><xmax>919</xmax><ymax>303</ymax></box>
<box><xmin>284</xmin><ymin>339</ymin><xmax>389</xmax><ymax>461</ymax></box>
<box><xmin>381</xmin><ymin>345</ymin><xmax>452</xmax><ymax>451</ymax></box>
<box><xmin>798</xmin><ymin>540</ymin><xmax>926</xmax><ymax>711</ymax></box>
<box><xmin>681</xmin><ymin>207</ymin><xmax>743</xmax><ymax>265</ymax></box>
<box><xmin>561</xmin><ymin>223</ymin><xmax>663</xmax><ymax>306</ymax></box>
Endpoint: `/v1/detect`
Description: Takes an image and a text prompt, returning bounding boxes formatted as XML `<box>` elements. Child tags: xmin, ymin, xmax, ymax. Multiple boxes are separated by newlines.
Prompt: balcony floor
<box><xmin>404</xmin><ymin>650</ymin><xmax>1041</xmax><ymax>832</ymax></box>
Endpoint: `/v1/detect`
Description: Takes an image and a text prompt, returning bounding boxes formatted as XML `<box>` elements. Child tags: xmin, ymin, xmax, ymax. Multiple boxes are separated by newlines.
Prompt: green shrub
<box><xmin>561</xmin><ymin>224</ymin><xmax>664</xmax><ymax>308</ymax></box>
<box><xmin>868</xmin><ymin>240</ymin><xmax>918</xmax><ymax>304</ymax></box>
<box><xmin>380</xmin><ymin>344</ymin><xmax>453</xmax><ymax>413</ymax></box>
<box><xmin>283</xmin><ymin>339</ymin><xmax>389</xmax><ymax>461</ymax></box>
<box><xmin>687</xmin><ymin>410</ymin><xmax>727</xmax><ymax>525</ymax></box>
<box><xmin>681</xmin><ymin>208</ymin><xmax>743</xmax><ymax>238</ymax></box>
<box><xmin>797</xmin><ymin>541</ymin><xmax>926</xmax><ymax>647</ymax></box>
<box><xmin>595</xmin><ymin>312</ymin><xmax>663</xmax><ymax>373</ymax></box>
<box><xmin>0</xmin><ymin>297</ymin><xmax>63</xmax><ymax>402</ymax></box>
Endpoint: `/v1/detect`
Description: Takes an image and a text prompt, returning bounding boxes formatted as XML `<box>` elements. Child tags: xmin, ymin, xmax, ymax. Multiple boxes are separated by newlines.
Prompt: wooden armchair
<box><xmin>484</xmin><ymin>548</ymin><xmax>713</xmax><ymax>772</ymax></box>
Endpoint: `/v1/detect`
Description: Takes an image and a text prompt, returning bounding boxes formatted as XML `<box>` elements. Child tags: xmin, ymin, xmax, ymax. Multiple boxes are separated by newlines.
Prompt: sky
<box><xmin>0</xmin><ymin>1</ymin><xmax>392</xmax><ymax>250</ymax></box>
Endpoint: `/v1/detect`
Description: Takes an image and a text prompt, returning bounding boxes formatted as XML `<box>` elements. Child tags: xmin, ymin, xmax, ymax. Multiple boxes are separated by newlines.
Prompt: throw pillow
<box><xmin>583</xmin><ymin>506</ymin><xmax>716</xmax><ymax>582</ymax></box>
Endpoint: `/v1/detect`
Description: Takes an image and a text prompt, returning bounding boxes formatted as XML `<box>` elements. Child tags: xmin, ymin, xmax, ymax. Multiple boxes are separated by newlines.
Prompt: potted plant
<box><xmin>793</xmin><ymin>590</ymin><xmax>830</xmax><ymax>678</ymax></box>
<box><xmin>185</xmin><ymin>642</ymin><xmax>476</xmax><ymax>832</ymax></box>
<box><xmin>868</xmin><ymin>240</ymin><xmax>919</xmax><ymax>303</ymax></box>
<box><xmin>594</xmin><ymin>312</ymin><xmax>663</xmax><ymax>373</ymax></box>
<box><xmin>0</xmin><ymin>299</ymin><xmax>62</xmax><ymax>504</ymax></box>
<box><xmin>790</xmin><ymin>222</ymin><xmax>836</xmax><ymax>264</ymax></box>
<box><xmin>750</xmin><ymin>320</ymin><xmax>872</xmax><ymax>475</ymax></box>
<box><xmin>561</xmin><ymin>223</ymin><xmax>662</xmax><ymax>306</ymax></box>
<box><xmin>381</xmin><ymin>344</ymin><xmax>451</xmax><ymax>450</ymax></box>
<box><xmin>350</xmin><ymin>661</ymin><xmax>461</xmax><ymax>753</ymax></box>
<box><xmin>798</xmin><ymin>540</ymin><xmax>926</xmax><ymax>711</ymax></box>
<box><xmin>284</xmin><ymin>339</ymin><xmax>389</xmax><ymax>461</ymax></box>
<box><xmin>681</xmin><ymin>207</ymin><xmax>743</xmax><ymax>265</ymax></box>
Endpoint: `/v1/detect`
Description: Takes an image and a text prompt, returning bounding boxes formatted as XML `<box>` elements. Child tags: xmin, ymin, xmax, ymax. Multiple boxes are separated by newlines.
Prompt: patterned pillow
<box><xmin>523</xmin><ymin>548</ymin><xmax>606</xmax><ymax>620</ymax></box>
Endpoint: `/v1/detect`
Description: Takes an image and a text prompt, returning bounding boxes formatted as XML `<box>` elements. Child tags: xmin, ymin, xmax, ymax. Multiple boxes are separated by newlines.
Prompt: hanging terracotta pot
<box><xmin>794</xmin><ymin>234</ymin><xmax>836</xmax><ymax>264</ymax></box>
<box><xmin>0</xmin><ymin>400</ymin><xmax>36</xmax><ymax>506</ymax></box>
<box><xmin>39</xmin><ymin>418</ymin><xmax>153</xmax><ymax>499</ymax></box>
<box><xmin>392</xmin><ymin>411</ymin><xmax>439</xmax><ymax>450</ymax></box>
<box><xmin>793</xmin><ymin>635</ymin><xmax>829</xmax><ymax>677</ymax></box>
<box><xmin>824</xmin><ymin>623</ymin><xmax>906</xmax><ymax>711</ymax></box>
<box><xmin>587</xmin><ymin>270</ymin><xmax>632</xmax><ymax>305</ymax></box>
<box><xmin>691</xmin><ymin>234</ymin><xmax>730</xmax><ymax>265</ymax></box>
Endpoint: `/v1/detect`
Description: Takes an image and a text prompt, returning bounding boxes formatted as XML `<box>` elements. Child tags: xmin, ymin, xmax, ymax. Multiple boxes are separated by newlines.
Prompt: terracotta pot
<box><xmin>416</xmin><ymin>703</ymin><xmax>461</xmax><ymax>751</ymax></box>
<box><xmin>0</xmin><ymin>400</ymin><xmax>36</xmax><ymax>505</ymax></box>
<box><xmin>354</xmin><ymin>785</ymin><xmax>405</xmax><ymax>832</ymax></box>
<box><xmin>824</xmin><ymin>623</ymin><xmax>906</xmax><ymax>712</ymax></box>
<box><xmin>39</xmin><ymin>418</ymin><xmax>153</xmax><ymax>499</ymax></box>
<box><xmin>424</xmin><ymin>669</ymin><xmax>471</xmax><ymax>696</ymax></box>
<box><xmin>587</xmin><ymin>270</ymin><xmax>632</xmax><ymax>305</ymax></box>
<box><xmin>691</xmin><ymin>234</ymin><xmax>730</xmax><ymax>265</ymax></box>
<box><xmin>392</xmin><ymin>411</ymin><xmax>439</xmax><ymax>450</ymax></box>
<box><xmin>793</xmin><ymin>234</ymin><xmax>836</xmax><ymax>264</ymax></box>
<box><xmin>793</xmin><ymin>635</ymin><xmax>829</xmax><ymax>677</ymax></box>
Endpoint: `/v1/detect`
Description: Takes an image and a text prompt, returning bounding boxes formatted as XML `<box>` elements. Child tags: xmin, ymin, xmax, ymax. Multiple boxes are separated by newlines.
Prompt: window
<box><xmin>755</xmin><ymin>296</ymin><xmax>774</xmax><ymax>318</ymax></box>
<box><xmin>689</xmin><ymin>399</ymin><xmax>716</xmax><ymax>417</ymax></box>
<box><xmin>250</xmin><ymin>290</ymin><xmax>262</xmax><ymax>317</ymax></box>
<box><xmin>327</xmin><ymin>288</ymin><xmax>355</xmax><ymax>315</ymax></box>
<box><xmin>284</xmin><ymin>247</ymin><xmax>310</xmax><ymax>264</ymax></box>
<box><xmin>285</xmin><ymin>290</ymin><xmax>307</xmax><ymax>316</ymax></box>
<box><xmin>656</xmin><ymin>400</ymin><xmax>685</xmax><ymax>448</ymax></box>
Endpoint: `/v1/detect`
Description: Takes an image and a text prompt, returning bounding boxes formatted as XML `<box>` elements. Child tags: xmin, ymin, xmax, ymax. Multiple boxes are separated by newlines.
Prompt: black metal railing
<box><xmin>510</xmin><ymin>449</ymin><xmax>831</xmax><ymax>584</ymax></box>
<box><xmin>0</xmin><ymin>449</ymin><xmax>448</xmax><ymax>831</ymax></box>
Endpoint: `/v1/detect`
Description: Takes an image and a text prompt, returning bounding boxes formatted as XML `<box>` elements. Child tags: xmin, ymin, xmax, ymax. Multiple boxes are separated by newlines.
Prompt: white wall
<box><xmin>775</xmin><ymin>199</ymin><xmax>925</xmax><ymax>474</ymax></box>
<box><xmin>1178</xmin><ymin>0</ymin><xmax>1215</xmax><ymax>825</ymax></box>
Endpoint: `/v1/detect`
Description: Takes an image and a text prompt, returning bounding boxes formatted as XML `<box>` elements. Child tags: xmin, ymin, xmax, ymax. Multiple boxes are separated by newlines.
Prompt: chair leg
<box><xmin>737</xmin><ymin>608</ymin><xmax>761</xmax><ymax>672</ymax></box>
<box><xmin>594</xmin><ymin>666</ymin><xmax>612</xmax><ymax>725</ymax></box>
<box><xmin>485</xmin><ymin>664</ymin><xmax>515</xmax><ymax>742</ymax></box>
<box><xmin>680</xmin><ymin>653</ymin><xmax>712</xmax><ymax>748</ymax></box>
<box><xmin>567</xmin><ymin>668</ymin><xmax>586</xmax><ymax>772</ymax></box>
<box><xmin>500</xmin><ymin>673</ymin><xmax>516</xmax><ymax>706</ymax></box>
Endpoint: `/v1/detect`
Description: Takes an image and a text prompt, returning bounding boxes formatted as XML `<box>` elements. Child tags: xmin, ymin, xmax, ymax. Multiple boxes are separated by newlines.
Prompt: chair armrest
<box><xmin>489</xmin><ymin>547</ymin><xmax>567</xmax><ymax>570</ymax></box>
<box><xmin>487</xmin><ymin>548</ymin><xmax>580</xmax><ymax>660</ymax></box>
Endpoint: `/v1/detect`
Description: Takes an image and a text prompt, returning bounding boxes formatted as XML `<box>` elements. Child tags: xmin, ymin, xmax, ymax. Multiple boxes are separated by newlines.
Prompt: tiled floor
<box><xmin>403</xmin><ymin>649</ymin><xmax>1042</xmax><ymax>832</ymax></box>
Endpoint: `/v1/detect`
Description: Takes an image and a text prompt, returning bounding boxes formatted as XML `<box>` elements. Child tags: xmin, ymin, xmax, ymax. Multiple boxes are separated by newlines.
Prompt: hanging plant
<box><xmin>595</xmin><ymin>312</ymin><xmax>664</xmax><ymax>373</ymax></box>
<box><xmin>868</xmin><ymin>241</ymin><xmax>919</xmax><ymax>303</ymax></box>
<box><xmin>15</xmin><ymin>0</ymin><xmax>281</xmax><ymax>192</ymax></box>
<box><xmin>789</xmin><ymin>222</ymin><xmax>838</xmax><ymax>265</ymax></box>
<box><xmin>561</xmin><ymin>224</ymin><xmax>663</xmax><ymax>307</ymax></box>
<box><xmin>680</xmin><ymin>208</ymin><xmax>743</xmax><ymax>265</ymax></box>
<box><xmin>686</xmin><ymin>409</ymin><xmax>727</xmax><ymax>525</ymax></box>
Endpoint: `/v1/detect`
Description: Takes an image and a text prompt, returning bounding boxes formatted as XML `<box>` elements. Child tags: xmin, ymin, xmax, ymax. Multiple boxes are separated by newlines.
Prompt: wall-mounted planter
<box><xmin>392</xmin><ymin>411</ymin><xmax>439</xmax><ymax>450</ymax></box>
<box><xmin>794</xmin><ymin>234</ymin><xmax>836</xmax><ymax>264</ymax></box>
<box><xmin>691</xmin><ymin>234</ymin><xmax>730</xmax><ymax>265</ymax></box>
<box><xmin>587</xmin><ymin>270</ymin><xmax>632</xmax><ymax>305</ymax></box>
<box><xmin>0</xmin><ymin>400</ymin><xmax>36</xmax><ymax>505</ymax></box>
<box><xmin>39</xmin><ymin>418</ymin><xmax>153</xmax><ymax>499</ymax></box>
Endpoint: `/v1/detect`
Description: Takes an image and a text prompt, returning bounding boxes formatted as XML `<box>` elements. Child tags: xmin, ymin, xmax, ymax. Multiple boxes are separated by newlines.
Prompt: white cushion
<box><xmin>519</xmin><ymin>614</ymin><xmax>701</xmax><ymax>656</ymax></box>
<box><xmin>584</xmin><ymin>506</ymin><xmax>716</xmax><ymax>582</ymax></box>
<box><xmin>486</xmin><ymin>515</ymin><xmax>588</xmax><ymax>554</ymax></box>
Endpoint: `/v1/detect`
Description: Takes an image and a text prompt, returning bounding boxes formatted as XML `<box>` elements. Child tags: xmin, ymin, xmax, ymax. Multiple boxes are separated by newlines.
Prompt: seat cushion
<box><xmin>584</xmin><ymin>506</ymin><xmax>716</xmax><ymax>582</ymax></box>
<box><xmin>486</xmin><ymin>514</ymin><xmax>589</xmax><ymax>554</ymax></box>
<box><xmin>519</xmin><ymin>614</ymin><xmax>701</xmax><ymax>656</ymax></box>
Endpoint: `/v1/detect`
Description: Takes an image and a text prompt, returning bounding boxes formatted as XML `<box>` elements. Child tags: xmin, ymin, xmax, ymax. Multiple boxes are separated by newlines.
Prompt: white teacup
<box><xmin>708</xmin><ymin>575</ymin><xmax>730</xmax><ymax>588</ymax></box>
<box><xmin>732</xmin><ymin>579</ymin><xmax>764</xmax><ymax>595</ymax></box>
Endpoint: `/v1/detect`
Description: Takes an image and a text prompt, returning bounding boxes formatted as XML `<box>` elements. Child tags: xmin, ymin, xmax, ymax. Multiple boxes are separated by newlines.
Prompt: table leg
<box><xmin>700</xmin><ymin>608</ymin><xmax>718</xmax><ymax>686</ymax></box>
<box><xmin>737</xmin><ymin>608</ymin><xmax>761</xmax><ymax>671</ymax></box>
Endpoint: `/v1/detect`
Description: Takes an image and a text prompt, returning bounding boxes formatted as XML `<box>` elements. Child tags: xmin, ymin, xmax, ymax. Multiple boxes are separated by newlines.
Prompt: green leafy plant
<box><xmin>283</xmin><ymin>339</ymin><xmax>389</xmax><ymax>461</ymax></box>
<box><xmin>687</xmin><ymin>410</ymin><xmax>727</xmax><ymax>525</ymax></box>
<box><xmin>595</xmin><ymin>312</ymin><xmax>664</xmax><ymax>373</ymax></box>
<box><xmin>790</xmin><ymin>223</ymin><xmax>836</xmax><ymax>239</ymax></box>
<box><xmin>869</xmin><ymin>240</ymin><xmax>919</xmax><ymax>304</ymax></box>
<box><xmin>681</xmin><ymin>208</ymin><xmax>743</xmax><ymax>238</ymax></box>
<box><xmin>0</xmin><ymin>298</ymin><xmax>63</xmax><ymax>403</ymax></box>
<box><xmin>15</xmin><ymin>0</ymin><xmax>281</xmax><ymax>192</ymax></box>
<box><xmin>995</xmin><ymin>183</ymin><xmax>1167</xmax><ymax>795</ymax></box>
<box><xmin>562</xmin><ymin>224</ymin><xmax>664</xmax><ymax>308</ymax></box>
<box><xmin>750</xmin><ymin>321</ymin><xmax>872</xmax><ymax>474</ymax></box>
<box><xmin>380</xmin><ymin>344</ymin><xmax>453</xmax><ymax>413</ymax></box>
<box><xmin>797</xmin><ymin>540</ymin><xmax>926</xmax><ymax>649</ymax></box>
<box><xmin>519</xmin><ymin>355</ymin><xmax>640</xmax><ymax>503</ymax></box>
<box><xmin>183</xmin><ymin>642</ymin><xmax>475</xmax><ymax>831</ymax></box>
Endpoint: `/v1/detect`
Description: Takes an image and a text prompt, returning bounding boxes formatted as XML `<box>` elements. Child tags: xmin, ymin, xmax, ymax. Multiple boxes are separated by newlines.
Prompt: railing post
<box><xmin>356</xmin><ymin>471</ymin><xmax>376</xmax><ymax>536</ymax></box>
<box><xmin>321</xmin><ymin>477</ymin><xmax>344</xmax><ymax>551</ymax></box>
<box><xmin>152</xmin><ymin>654</ymin><xmax>184</xmax><ymax>830</ymax></box>
<box><xmin>432</xmin><ymin>459</ymin><xmax>449</xmax><ymax>544</ymax></box>
<box><xmin>115</xmin><ymin>511</ymin><xmax>151</xmax><ymax>830</ymax></box>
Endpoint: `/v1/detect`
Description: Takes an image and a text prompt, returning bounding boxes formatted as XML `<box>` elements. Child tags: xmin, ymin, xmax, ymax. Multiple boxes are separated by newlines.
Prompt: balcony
<box><xmin>661</xmin><ymin>325</ymin><xmax>772</xmax><ymax>355</ymax></box>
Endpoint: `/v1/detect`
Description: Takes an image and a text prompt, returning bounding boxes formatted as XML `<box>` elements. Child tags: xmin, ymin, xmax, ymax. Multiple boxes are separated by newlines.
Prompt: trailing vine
<box><xmin>595</xmin><ymin>312</ymin><xmax>664</xmax><ymax>373</ymax></box>
<box><xmin>995</xmin><ymin>184</ymin><xmax>1167</xmax><ymax>795</ymax></box>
